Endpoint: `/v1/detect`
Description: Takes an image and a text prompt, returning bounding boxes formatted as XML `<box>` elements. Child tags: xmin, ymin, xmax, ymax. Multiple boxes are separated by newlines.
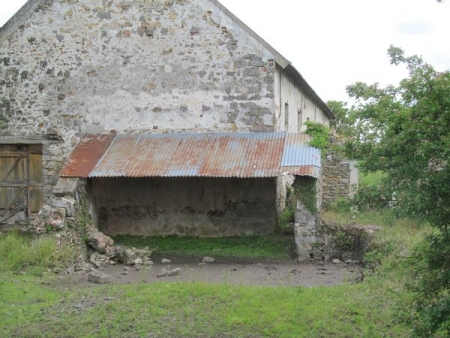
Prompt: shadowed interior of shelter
<box><xmin>92</xmin><ymin>177</ymin><xmax>277</xmax><ymax>237</ymax></box>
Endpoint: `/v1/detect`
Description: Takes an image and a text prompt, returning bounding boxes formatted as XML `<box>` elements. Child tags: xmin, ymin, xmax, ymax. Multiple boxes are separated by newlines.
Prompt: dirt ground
<box><xmin>66</xmin><ymin>256</ymin><xmax>363</xmax><ymax>287</ymax></box>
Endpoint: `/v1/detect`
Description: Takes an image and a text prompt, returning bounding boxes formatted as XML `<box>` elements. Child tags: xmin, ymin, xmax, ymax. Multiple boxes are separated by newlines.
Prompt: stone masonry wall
<box><xmin>0</xmin><ymin>0</ymin><xmax>278</xmax><ymax>225</ymax></box>
<box><xmin>93</xmin><ymin>177</ymin><xmax>277</xmax><ymax>237</ymax></box>
<box><xmin>321</xmin><ymin>133</ymin><xmax>355</xmax><ymax>206</ymax></box>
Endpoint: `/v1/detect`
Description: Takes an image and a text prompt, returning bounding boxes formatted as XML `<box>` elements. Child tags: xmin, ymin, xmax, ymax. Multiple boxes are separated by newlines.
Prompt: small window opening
<box><xmin>285</xmin><ymin>103</ymin><xmax>289</xmax><ymax>131</ymax></box>
<box><xmin>298</xmin><ymin>110</ymin><xmax>302</xmax><ymax>131</ymax></box>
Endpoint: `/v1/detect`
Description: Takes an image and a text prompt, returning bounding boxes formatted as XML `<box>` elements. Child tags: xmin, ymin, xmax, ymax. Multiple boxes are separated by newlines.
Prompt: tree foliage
<box><xmin>345</xmin><ymin>46</ymin><xmax>450</xmax><ymax>336</ymax></box>
<box><xmin>327</xmin><ymin>100</ymin><xmax>354</xmax><ymax>136</ymax></box>
<box><xmin>346</xmin><ymin>45</ymin><xmax>450</xmax><ymax>228</ymax></box>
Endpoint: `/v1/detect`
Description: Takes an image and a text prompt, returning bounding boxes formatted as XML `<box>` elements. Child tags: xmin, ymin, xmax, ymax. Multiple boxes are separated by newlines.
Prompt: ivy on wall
<box><xmin>293</xmin><ymin>176</ymin><xmax>318</xmax><ymax>215</ymax></box>
<box><xmin>305</xmin><ymin>121</ymin><xmax>330</xmax><ymax>157</ymax></box>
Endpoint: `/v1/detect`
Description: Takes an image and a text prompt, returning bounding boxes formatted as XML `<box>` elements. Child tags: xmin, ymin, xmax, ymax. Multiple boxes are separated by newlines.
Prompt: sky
<box><xmin>1</xmin><ymin>0</ymin><xmax>449</xmax><ymax>102</ymax></box>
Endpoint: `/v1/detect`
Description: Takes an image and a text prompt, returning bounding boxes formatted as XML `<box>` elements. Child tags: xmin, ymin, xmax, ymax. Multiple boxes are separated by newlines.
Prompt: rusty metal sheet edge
<box><xmin>60</xmin><ymin>134</ymin><xmax>116</xmax><ymax>178</ymax></box>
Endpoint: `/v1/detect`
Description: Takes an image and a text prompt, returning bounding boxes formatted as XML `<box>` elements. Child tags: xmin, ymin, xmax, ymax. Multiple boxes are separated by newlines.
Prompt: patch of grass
<box><xmin>0</xmin><ymin>273</ymin><xmax>412</xmax><ymax>338</ymax></box>
<box><xmin>113</xmin><ymin>234</ymin><xmax>294</xmax><ymax>259</ymax></box>
<box><xmin>0</xmin><ymin>231</ymin><xmax>75</xmax><ymax>276</ymax></box>
<box><xmin>323</xmin><ymin>208</ymin><xmax>398</xmax><ymax>227</ymax></box>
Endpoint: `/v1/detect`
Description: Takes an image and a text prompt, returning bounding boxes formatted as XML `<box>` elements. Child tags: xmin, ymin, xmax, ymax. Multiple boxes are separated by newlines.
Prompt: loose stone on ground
<box><xmin>88</xmin><ymin>271</ymin><xmax>111</xmax><ymax>284</ymax></box>
<box><xmin>157</xmin><ymin>268</ymin><xmax>181</xmax><ymax>278</ymax></box>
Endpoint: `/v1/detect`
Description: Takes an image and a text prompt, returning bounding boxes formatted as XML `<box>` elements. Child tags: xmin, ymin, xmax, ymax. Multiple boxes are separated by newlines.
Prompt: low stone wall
<box><xmin>294</xmin><ymin>214</ymin><xmax>378</xmax><ymax>263</ymax></box>
<box><xmin>313</xmin><ymin>221</ymin><xmax>378</xmax><ymax>262</ymax></box>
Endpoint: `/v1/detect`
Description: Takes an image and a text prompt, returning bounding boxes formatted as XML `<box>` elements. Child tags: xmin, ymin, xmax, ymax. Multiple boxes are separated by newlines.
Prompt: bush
<box><xmin>402</xmin><ymin>232</ymin><xmax>450</xmax><ymax>337</ymax></box>
<box><xmin>351</xmin><ymin>185</ymin><xmax>391</xmax><ymax>211</ymax></box>
<box><xmin>333</xmin><ymin>197</ymin><xmax>353</xmax><ymax>213</ymax></box>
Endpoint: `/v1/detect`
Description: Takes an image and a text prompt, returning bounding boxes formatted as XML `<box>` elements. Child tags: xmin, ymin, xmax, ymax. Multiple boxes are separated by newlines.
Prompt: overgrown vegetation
<box><xmin>0</xmin><ymin>231</ymin><xmax>74</xmax><ymax>276</ymax></box>
<box><xmin>334</xmin><ymin>172</ymin><xmax>391</xmax><ymax>213</ymax></box>
<box><xmin>113</xmin><ymin>234</ymin><xmax>294</xmax><ymax>259</ymax></box>
<box><xmin>277</xmin><ymin>206</ymin><xmax>295</xmax><ymax>230</ymax></box>
<box><xmin>330</xmin><ymin>46</ymin><xmax>450</xmax><ymax>336</ymax></box>
<box><xmin>294</xmin><ymin>176</ymin><xmax>318</xmax><ymax>215</ymax></box>
<box><xmin>305</xmin><ymin>120</ymin><xmax>330</xmax><ymax>156</ymax></box>
<box><xmin>405</xmin><ymin>233</ymin><xmax>450</xmax><ymax>337</ymax></box>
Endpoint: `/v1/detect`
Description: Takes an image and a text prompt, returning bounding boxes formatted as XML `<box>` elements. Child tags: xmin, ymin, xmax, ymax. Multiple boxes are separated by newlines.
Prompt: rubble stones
<box><xmin>89</xmin><ymin>252</ymin><xmax>108</xmax><ymax>268</ymax></box>
<box><xmin>157</xmin><ymin>268</ymin><xmax>181</xmax><ymax>278</ymax></box>
<box><xmin>202</xmin><ymin>256</ymin><xmax>215</xmax><ymax>263</ymax></box>
<box><xmin>88</xmin><ymin>271</ymin><xmax>111</xmax><ymax>284</ymax></box>
<box><xmin>87</xmin><ymin>232</ymin><xmax>153</xmax><ymax>268</ymax></box>
<box><xmin>111</xmin><ymin>245</ymin><xmax>152</xmax><ymax>266</ymax></box>
<box><xmin>33</xmin><ymin>205</ymin><xmax>68</xmax><ymax>232</ymax></box>
<box><xmin>86</xmin><ymin>227</ymin><xmax>114</xmax><ymax>254</ymax></box>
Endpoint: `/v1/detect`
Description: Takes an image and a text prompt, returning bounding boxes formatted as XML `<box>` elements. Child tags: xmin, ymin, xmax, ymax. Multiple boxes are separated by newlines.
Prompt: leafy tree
<box><xmin>345</xmin><ymin>46</ymin><xmax>450</xmax><ymax>336</ymax></box>
<box><xmin>326</xmin><ymin>100</ymin><xmax>354</xmax><ymax>136</ymax></box>
<box><xmin>346</xmin><ymin>46</ymin><xmax>450</xmax><ymax>227</ymax></box>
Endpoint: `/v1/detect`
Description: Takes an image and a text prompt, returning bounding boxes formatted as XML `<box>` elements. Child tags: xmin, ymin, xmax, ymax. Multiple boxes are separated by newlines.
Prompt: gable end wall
<box><xmin>0</xmin><ymin>0</ymin><xmax>281</xmax><ymax>226</ymax></box>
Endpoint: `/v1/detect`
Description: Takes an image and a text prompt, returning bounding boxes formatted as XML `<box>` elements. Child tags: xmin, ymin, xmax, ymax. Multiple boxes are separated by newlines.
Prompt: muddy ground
<box><xmin>66</xmin><ymin>256</ymin><xmax>363</xmax><ymax>287</ymax></box>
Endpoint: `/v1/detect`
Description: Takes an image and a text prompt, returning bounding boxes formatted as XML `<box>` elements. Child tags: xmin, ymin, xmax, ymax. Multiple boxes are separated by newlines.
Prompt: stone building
<box><xmin>0</xmin><ymin>0</ymin><xmax>348</xmax><ymax>238</ymax></box>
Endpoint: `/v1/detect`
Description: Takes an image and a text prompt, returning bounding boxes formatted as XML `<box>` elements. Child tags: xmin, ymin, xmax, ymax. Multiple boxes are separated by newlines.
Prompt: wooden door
<box><xmin>0</xmin><ymin>144</ymin><xmax>43</xmax><ymax>224</ymax></box>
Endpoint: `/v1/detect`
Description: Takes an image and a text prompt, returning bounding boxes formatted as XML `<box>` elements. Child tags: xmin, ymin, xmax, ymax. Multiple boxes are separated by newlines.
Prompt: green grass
<box><xmin>0</xmin><ymin>273</ymin><xmax>412</xmax><ymax>337</ymax></box>
<box><xmin>322</xmin><ymin>209</ymin><xmax>425</xmax><ymax>248</ymax></box>
<box><xmin>113</xmin><ymin>234</ymin><xmax>295</xmax><ymax>259</ymax></box>
<box><xmin>0</xmin><ymin>231</ymin><xmax>75</xmax><ymax>276</ymax></box>
<box><xmin>0</xmin><ymin>210</ymin><xmax>429</xmax><ymax>337</ymax></box>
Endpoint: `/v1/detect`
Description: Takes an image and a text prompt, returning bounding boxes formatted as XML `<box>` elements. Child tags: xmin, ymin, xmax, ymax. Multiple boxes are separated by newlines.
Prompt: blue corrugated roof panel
<box><xmin>281</xmin><ymin>133</ymin><xmax>321</xmax><ymax>167</ymax></box>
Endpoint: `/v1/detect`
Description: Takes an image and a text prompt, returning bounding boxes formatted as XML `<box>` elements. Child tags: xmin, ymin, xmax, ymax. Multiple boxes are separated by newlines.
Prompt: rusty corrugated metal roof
<box><xmin>89</xmin><ymin>132</ymin><xmax>286</xmax><ymax>178</ymax></box>
<box><xmin>60</xmin><ymin>134</ymin><xmax>116</xmax><ymax>178</ymax></box>
<box><xmin>61</xmin><ymin>132</ymin><xmax>321</xmax><ymax>179</ymax></box>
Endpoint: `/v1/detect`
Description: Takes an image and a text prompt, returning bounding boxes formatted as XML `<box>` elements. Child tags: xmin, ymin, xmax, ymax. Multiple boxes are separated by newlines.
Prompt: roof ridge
<box><xmin>0</xmin><ymin>0</ymin><xmax>46</xmax><ymax>41</ymax></box>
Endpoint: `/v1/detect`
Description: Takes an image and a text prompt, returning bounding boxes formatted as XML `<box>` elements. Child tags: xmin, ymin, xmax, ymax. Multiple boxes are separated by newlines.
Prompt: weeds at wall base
<box><xmin>0</xmin><ymin>231</ymin><xmax>75</xmax><ymax>276</ymax></box>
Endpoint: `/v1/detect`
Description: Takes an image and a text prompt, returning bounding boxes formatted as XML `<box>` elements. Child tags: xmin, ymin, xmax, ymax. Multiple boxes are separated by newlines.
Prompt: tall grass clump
<box><xmin>0</xmin><ymin>231</ymin><xmax>73</xmax><ymax>275</ymax></box>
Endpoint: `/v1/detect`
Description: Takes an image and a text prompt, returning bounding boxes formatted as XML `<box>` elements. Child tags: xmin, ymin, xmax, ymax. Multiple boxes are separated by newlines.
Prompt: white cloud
<box><xmin>394</xmin><ymin>21</ymin><xmax>434</xmax><ymax>35</ymax></box>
